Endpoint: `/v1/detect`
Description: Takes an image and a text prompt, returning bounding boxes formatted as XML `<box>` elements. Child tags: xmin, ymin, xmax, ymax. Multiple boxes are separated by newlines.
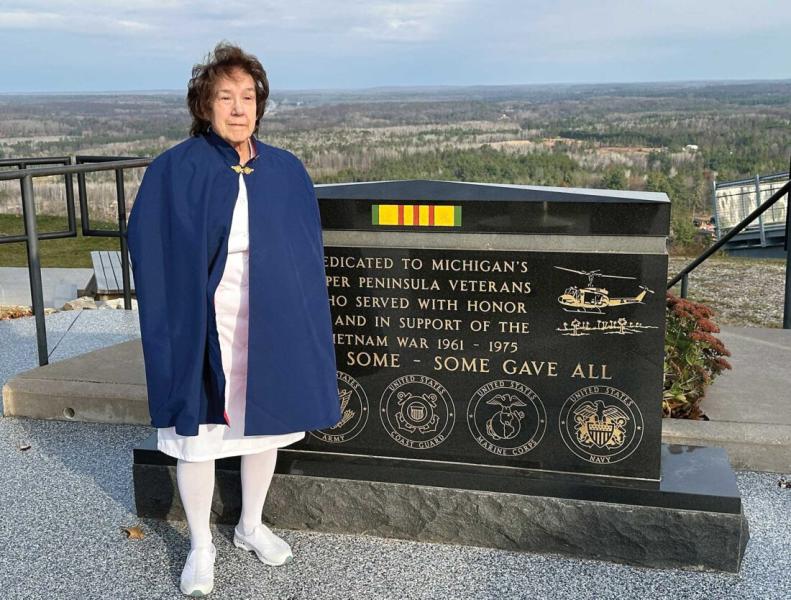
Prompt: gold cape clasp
<box><xmin>231</xmin><ymin>164</ymin><xmax>254</xmax><ymax>175</ymax></box>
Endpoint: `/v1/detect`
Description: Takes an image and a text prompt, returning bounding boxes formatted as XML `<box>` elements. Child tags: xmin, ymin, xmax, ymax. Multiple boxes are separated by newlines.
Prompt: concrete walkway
<box><xmin>663</xmin><ymin>326</ymin><xmax>791</xmax><ymax>473</ymax></box>
<box><xmin>0</xmin><ymin>310</ymin><xmax>790</xmax><ymax>598</ymax></box>
<box><xmin>702</xmin><ymin>327</ymin><xmax>791</xmax><ymax>425</ymax></box>
<box><xmin>0</xmin><ymin>266</ymin><xmax>94</xmax><ymax>309</ymax></box>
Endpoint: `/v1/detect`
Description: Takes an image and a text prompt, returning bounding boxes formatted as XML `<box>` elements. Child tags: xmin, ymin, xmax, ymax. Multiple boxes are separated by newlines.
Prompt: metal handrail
<box><xmin>0</xmin><ymin>158</ymin><xmax>150</xmax><ymax>180</ymax></box>
<box><xmin>715</xmin><ymin>171</ymin><xmax>789</xmax><ymax>187</ymax></box>
<box><xmin>0</xmin><ymin>157</ymin><xmax>71</xmax><ymax>168</ymax></box>
<box><xmin>667</xmin><ymin>159</ymin><xmax>791</xmax><ymax>329</ymax></box>
<box><xmin>0</xmin><ymin>157</ymin><xmax>78</xmax><ymax>242</ymax></box>
<box><xmin>0</xmin><ymin>157</ymin><xmax>151</xmax><ymax>366</ymax></box>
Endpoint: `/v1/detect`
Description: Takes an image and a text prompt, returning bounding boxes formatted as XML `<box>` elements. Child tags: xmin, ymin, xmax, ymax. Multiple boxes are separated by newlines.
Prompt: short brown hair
<box><xmin>187</xmin><ymin>42</ymin><xmax>270</xmax><ymax>137</ymax></box>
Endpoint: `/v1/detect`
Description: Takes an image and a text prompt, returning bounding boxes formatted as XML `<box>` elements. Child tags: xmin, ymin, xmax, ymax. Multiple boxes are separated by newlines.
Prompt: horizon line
<box><xmin>2</xmin><ymin>76</ymin><xmax>791</xmax><ymax>96</ymax></box>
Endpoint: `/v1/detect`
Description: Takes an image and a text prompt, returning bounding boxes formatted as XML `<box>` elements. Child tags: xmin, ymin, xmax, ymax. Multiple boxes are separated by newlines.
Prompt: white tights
<box><xmin>176</xmin><ymin>447</ymin><xmax>279</xmax><ymax>550</ymax></box>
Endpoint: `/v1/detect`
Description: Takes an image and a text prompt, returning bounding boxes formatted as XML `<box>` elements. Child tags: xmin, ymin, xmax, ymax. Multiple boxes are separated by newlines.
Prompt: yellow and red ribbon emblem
<box><xmin>372</xmin><ymin>204</ymin><xmax>461</xmax><ymax>227</ymax></box>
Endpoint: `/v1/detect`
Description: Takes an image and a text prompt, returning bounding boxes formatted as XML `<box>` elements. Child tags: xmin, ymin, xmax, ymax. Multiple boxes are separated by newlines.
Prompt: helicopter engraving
<box><xmin>555</xmin><ymin>266</ymin><xmax>654</xmax><ymax>314</ymax></box>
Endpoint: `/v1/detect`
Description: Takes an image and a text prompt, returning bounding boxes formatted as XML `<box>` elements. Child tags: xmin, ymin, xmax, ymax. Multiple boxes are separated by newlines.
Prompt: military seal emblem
<box><xmin>380</xmin><ymin>374</ymin><xmax>454</xmax><ymax>449</ymax></box>
<box><xmin>559</xmin><ymin>385</ymin><xmax>643</xmax><ymax>464</ymax></box>
<box><xmin>467</xmin><ymin>379</ymin><xmax>546</xmax><ymax>456</ymax></box>
<box><xmin>309</xmin><ymin>371</ymin><xmax>369</xmax><ymax>444</ymax></box>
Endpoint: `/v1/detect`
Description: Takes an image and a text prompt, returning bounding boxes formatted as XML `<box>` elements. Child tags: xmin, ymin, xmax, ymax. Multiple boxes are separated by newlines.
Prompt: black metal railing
<box><xmin>667</xmin><ymin>159</ymin><xmax>791</xmax><ymax>329</ymax></box>
<box><xmin>0</xmin><ymin>157</ymin><xmax>151</xmax><ymax>366</ymax></box>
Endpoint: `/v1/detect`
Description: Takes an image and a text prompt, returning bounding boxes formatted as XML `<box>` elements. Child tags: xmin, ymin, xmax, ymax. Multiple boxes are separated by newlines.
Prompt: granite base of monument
<box><xmin>133</xmin><ymin>433</ymin><xmax>749</xmax><ymax>573</ymax></box>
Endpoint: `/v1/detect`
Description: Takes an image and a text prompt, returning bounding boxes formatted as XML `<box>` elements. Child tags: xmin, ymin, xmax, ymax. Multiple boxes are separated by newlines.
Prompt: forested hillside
<box><xmin>1</xmin><ymin>80</ymin><xmax>789</xmax><ymax>248</ymax></box>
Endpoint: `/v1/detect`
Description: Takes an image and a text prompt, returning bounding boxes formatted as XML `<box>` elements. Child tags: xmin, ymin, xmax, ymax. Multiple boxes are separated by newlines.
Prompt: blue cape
<box><xmin>125</xmin><ymin>131</ymin><xmax>342</xmax><ymax>436</ymax></box>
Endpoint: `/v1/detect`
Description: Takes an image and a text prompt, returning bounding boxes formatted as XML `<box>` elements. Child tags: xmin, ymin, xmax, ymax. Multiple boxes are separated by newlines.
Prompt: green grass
<box><xmin>0</xmin><ymin>214</ymin><xmax>122</xmax><ymax>268</ymax></box>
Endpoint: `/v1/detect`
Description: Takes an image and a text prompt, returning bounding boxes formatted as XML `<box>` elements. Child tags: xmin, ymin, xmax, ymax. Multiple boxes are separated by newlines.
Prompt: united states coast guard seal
<box><xmin>380</xmin><ymin>374</ymin><xmax>454</xmax><ymax>449</ymax></box>
<box><xmin>309</xmin><ymin>371</ymin><xmax>369</xmax><ymax>444</ymax></box>
<box><xmin>559</xmin><ymin>385</ymin><xmax>643</xmax><ymax>464</ymax></box>
<box><xmin>467</xmin><ymin>379</ymin><xmax>546</xmax><ymax>456</ymax></box>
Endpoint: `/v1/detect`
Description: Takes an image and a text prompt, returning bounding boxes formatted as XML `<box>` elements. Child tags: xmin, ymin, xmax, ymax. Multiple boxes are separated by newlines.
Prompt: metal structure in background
<box><xmin>0</xmin><ymin>157</ymin><xmax>151</xmax><ymax>366</ymax></box>
<box><xmin>712</xmin><ymin>169</ymin><xmax>789</xmax><ymax>257</ymax></box>
<box><xmin>668</xmin><ymin>158</ymin><xmax>791</xmax><ymax>329</ymax></box>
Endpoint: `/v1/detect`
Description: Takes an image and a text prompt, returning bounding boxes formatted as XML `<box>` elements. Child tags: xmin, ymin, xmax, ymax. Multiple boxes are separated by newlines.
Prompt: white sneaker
<box><xmin>180</xmin><ymin>543</ymin><xmax>216</xmax><ymax>597</ymax></box>
<box><xmin>233</xmin><ymin>523</ymin><xmax>293</xmax><ymax>566</ymax></box>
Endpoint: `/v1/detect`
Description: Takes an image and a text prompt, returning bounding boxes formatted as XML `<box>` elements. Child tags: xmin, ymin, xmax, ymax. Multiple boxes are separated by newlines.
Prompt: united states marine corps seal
<box><xmin>380</xmin><ymin>374</ymin><xmax>454</xmax><ymax>450</ymax></box>
<box><xmin>309</xmin><ymin>371</ymin><xmax>369</xmax><ymax>444</ymax></box>
<box><xmin>467</xmin><ymin>379</ymin><xmax>546</xmax><ymax>456</ymax></box>
<box><xmin>559</xmin><ymin>385</ymin><xmax>643</xmax><ymax>464</ymax></box>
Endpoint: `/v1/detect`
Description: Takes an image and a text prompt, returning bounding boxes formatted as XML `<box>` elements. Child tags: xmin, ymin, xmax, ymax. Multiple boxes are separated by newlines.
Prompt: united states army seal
<box><xmin>379</xmin><ymin>374</ymin><xmax>454</xmax><ymax>450</ymax></box>
<box><xmin>467</xmin><ymin>379</ymin><xmax>546</xmax><ymax>456</ymax></box>
<box><xmin>309</xmin><ymin>371</ymin><xmax>369</xmax><ymax>444</ymax></box>
<box><xmin>559</xmin><ymin>385</ymin><xmax>643</xmax><ymax>464</ymax></box>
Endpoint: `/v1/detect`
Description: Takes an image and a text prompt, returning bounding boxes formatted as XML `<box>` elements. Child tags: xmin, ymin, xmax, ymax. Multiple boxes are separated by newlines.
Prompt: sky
<box><xmin>1</xmin><ymin>0</ymin><xmax>790</xmax><ymax>93</ymax></box>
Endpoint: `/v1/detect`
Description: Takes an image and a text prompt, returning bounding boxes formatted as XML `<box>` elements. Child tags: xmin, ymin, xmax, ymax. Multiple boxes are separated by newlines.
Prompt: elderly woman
<box><xmin>126</xmin><ymin>43</ymin><xmax>341</xmax><ymax>596</ymax></box>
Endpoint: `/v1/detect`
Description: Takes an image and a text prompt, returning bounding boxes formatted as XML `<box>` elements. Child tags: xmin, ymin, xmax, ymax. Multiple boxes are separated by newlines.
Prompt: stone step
<box><xmin>133</xmin><ymin>433</ymin><xmax>749</xmax><ymax>573</ymax></box>
<box><xmin>2</xmin><ymin>339</ymin><xmax>148</xmax><ymax>425</ymax></box>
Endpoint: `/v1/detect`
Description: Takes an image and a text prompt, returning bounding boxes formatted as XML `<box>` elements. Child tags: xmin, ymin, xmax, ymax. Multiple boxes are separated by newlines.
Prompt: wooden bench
<box><xmin>81</xmin><ymin>250</ymin><xmax>136</xmax><ymax>299</ymax></box>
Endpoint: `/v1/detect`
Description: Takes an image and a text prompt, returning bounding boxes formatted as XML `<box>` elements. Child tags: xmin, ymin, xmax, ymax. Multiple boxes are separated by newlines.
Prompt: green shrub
<box><xmin>663</xmin><ymin>292</ymin><xmax>731</xmax><ymax>419</ymax></box>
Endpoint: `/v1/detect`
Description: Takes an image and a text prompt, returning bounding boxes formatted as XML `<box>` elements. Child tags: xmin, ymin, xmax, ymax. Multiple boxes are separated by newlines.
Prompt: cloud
<box><xmin>441</xmin><ymin>0</ymin><xmax>791</xmax><ymax>68</ymax></box>
<box><xmin>0</xmin><ymin>0</ymin><xmax>789</xmax><ymax>90</ymax></box>
<box><xmin>347</xmin><ymin>1</ymin><xmax>467</xmax><ymax>42</ymax></box>
<box><xmin>523</xmin><ymin>0</ymin><xmax>790</xmax><ymax>41</ymax></box>
<box><xmin>3</xmin><ymin>1</ymin><xmax>788</xmax><ymax>52</ymax></box>
<box><xmin>0</xmin><ymin>1</ymin><xmax>469</xmax><ymax>43</ymax></box>
<box><xmin>0</xmin><ymin>8</ymin><xmax>156</xmax><ymax>35</ymax></box>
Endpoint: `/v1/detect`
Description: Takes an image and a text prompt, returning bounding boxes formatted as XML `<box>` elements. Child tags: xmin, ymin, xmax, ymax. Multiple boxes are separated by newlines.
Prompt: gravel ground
<box><xmin>668</xmin><ymin>256</ymin><xmax>788</xmax><ymax>328</ymax></box>
<box><xmin>1</xmin><ymin>415</ymin><xmax>789</xmax><ymax>600</ymax></box>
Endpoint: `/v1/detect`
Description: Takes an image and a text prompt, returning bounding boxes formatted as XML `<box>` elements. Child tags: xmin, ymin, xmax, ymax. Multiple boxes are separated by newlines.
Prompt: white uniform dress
<box><xmin>157</xmin><ymin>171</ymin><xmax>306</xmax><ymax>462</ymax></box>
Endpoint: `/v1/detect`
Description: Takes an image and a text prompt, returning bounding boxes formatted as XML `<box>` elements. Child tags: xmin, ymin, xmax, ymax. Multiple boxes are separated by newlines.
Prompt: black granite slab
<box><xmin>133</xmin><ymin>434</ymin><xmax>750</xmax><ymax>571</ymax></box>
<box><xmin>315</xmin><ymin>180</ymin><xmax>670</xmax><ymax>235</ymax></box>
<box><xmin>133</xmin><ymin>456</ymin><xmax>749</xmax><ymax>572</ymax></box>
<box><xmin>134</xmin><ymin>433</ymin><xmax>741</xmax><ymax>515</ymax></box>
<box><xmin>308</xmin><ymin>246</ymin><xmax>667</xmax><ymax>481</ymax></box>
